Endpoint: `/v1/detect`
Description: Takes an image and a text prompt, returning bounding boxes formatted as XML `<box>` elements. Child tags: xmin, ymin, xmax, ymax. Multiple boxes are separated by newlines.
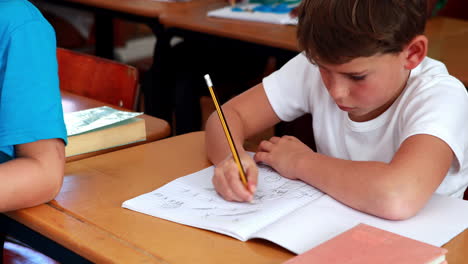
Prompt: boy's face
<box><xmin>317</xmin><ymin>53</ymin><xmax>410</xmax><ymax>122</ymax></box>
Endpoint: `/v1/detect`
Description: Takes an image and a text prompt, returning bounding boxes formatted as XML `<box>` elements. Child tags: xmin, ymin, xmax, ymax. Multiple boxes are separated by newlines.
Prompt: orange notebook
<box><xmin>283</xmin><ymin>223</ymin><xmax>447</xmax><ymax>264</ymax></box>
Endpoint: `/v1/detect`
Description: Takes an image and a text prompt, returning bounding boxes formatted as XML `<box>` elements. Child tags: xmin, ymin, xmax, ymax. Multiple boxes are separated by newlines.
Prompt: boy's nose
<box><xmin>328</xmin><ymin>80</ymin><xmax>349</xmax><ymax>101</ymax></box>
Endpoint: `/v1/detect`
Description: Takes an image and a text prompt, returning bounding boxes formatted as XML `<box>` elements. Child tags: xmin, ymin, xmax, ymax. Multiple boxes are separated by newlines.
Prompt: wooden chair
<box><xmin>57</xmin><ymin>48</ymin><xmax>139</xmax><ymax>110</ymax></box>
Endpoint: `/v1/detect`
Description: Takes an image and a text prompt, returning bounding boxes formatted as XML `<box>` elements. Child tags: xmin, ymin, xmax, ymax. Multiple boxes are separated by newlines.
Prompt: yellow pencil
<box><xmin>204</xmin><ymin>74</ymin><xmax>248</xmax><ymax>187</ymax></box>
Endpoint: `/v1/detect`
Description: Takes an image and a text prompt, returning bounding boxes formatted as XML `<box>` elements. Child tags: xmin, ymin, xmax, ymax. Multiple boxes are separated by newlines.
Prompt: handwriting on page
<box><xmin>146</xmin><ymin>164</ymin><xmax>323</xmax><ymax>224</ymax></box>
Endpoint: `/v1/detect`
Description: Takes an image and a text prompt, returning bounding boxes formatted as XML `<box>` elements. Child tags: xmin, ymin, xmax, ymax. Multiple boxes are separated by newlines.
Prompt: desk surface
<box><xmin>425</xmin><ymin>16</ymin><xmax>468</xmax><ymax>86</ymax></box>
<box><xmin>48</xmin><ymin>0</ymin><xmax>219</xmax><ymax>18</ymax></box>
<box><xmin>7</xmin><ymin>132</ymin><xmax>468</xmax><ymax>263</ymax></box>
<box><xmin>160</xmin><ymin>0</ymin><xmax>298</xmax><ymax>51</ymax></box>
<box><xmin>161</xmin><ymin>3</ymin><xmax>468</xmax><ymax>85</ymax></box>
<box><xmin>61</xmin><ymin>91</ymin><xmax>171</xmax><ymax>162</ymax></box>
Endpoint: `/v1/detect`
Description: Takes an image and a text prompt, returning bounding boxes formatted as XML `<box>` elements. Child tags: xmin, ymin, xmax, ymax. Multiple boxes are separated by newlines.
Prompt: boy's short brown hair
<box><xmin>297</xmin><ymin>0</ymin><xmax>427</xmax><ymax>64</ymax></box>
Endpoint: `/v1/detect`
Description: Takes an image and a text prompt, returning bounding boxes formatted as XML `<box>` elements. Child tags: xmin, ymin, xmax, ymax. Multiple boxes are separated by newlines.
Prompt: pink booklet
<box><xmin>284</xmin><ymin>223</ymin><xmax>447</xmax><ymax>264</ymax></box>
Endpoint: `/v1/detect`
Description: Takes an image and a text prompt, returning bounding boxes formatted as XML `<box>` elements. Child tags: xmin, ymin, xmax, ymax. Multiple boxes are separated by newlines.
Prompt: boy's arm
<box><xmin>205</xmin><ymin>83</ymin><xmax>281</xmax><ymax>164</ymax></box>
<box><xmin>0</xmin><ymin>139</ymin><xmax>65</xmax><ymax>212</ymax></box>
<box><xmin>205</xmin><ymin>83</ymin><xmax>281</xmax><ymax>201</ymax></box>
<box><xmin>258</xmin><ymin>134</ymin><xmax>452</xmax><ymax>220</ymax></box>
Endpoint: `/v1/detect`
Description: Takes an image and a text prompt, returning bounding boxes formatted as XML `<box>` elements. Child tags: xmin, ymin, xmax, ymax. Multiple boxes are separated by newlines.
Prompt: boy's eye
<box><xmin>349</xmin><ymin>75</ymin><xmax>366</xmax><ymax>81</ymax></box>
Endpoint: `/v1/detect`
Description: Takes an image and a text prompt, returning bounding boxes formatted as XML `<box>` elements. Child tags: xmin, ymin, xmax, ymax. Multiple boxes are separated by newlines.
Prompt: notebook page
<box><xmin>253</xmin><ymin>194</ymin><xmax>468</xmax><ymax>254</ymax></box>
<box><xmin>122</xmin><ymin>164</ymin><xmax>323</xmax><ymax>241</ymax></box>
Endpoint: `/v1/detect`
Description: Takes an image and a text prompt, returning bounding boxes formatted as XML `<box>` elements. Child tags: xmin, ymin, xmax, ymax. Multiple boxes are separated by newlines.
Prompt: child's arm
<box><xmin>205</xmin><ymin>83</ymin><xmax>281</xmax><ymax>201</ymax></box>
<box><xmin>0</xmin><ymin>139</ymin><xmax>65</xmax><ymax>212</ymax></box>
<box><xmin>255</xmin><ymin>133</ymin><xmax>453</xmax><ymax>220</ymax></box>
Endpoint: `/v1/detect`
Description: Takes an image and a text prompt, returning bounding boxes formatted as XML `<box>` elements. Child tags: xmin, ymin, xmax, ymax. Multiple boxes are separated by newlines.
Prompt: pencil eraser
<box><xmin>204</xmin><ymin>74</ymin><xmax>213</xmax><ymax>87</ymax></box>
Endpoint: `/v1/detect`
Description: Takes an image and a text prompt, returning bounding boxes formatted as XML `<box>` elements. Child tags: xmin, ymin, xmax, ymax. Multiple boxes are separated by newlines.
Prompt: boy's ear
<box><xmin>403</xmin><ymin>35</ymin><xmax>428</xmax><ymax>70</ymax></box>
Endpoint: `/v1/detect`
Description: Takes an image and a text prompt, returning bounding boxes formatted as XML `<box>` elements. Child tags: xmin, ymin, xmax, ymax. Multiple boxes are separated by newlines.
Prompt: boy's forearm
<box><xmin>295</xmin><ymin>153</ymin><xmax>427</xmax><ymax>220</ymax></box>
<box><xmin>205</xmin><ymin>108</ymin><xmax>247</xmax><ymax>165</ymax></box>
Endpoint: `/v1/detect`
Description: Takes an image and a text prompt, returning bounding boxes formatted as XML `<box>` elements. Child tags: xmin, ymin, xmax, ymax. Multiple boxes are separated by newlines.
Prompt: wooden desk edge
<box><xmin>442</xmin><ymin>228</ymin><xmax>468</xmax><ymax>262</ymax></box>
<box><xmin>5</xmin><ymin>204</ymin><xmax>165</xmax><ymax>263</ymax></box>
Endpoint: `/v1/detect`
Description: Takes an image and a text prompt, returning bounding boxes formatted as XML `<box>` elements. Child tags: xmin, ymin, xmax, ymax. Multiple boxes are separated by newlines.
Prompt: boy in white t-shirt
<box><xmin>205</xmin><ymin>0</ymin><xmax>468</xmax><ymax>220</ymax></box>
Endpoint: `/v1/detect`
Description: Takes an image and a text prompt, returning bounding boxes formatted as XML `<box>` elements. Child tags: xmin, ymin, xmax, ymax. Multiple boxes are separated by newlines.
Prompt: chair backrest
<box><xmin>57</xmin><ymin>48</ymin><xmax>138</xmax><ymax>110</ymax></box>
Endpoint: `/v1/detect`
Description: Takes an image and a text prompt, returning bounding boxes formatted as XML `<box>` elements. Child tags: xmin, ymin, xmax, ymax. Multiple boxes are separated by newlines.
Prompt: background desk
<box><xmin>159</xmin><ymin>0</ymin><xmax>297</xmax><ymax>51</ymax></box>
<box><xmin>161</xmin><ymin>7</ymin><xmax>468</xmax><ymax>86</ymax></box>
<box><xmin>425</xmin><ymin>17</ymin><xmax>468</xmax><ymax>86</ymax></box>
<box><xmin>62</xmin><ymin>91</ymin><xmax>171</xmax><ymax>162</ymax></box>
<box><xmin>5</xmin><ymin>132</ymin><xmax>468</xmax><ymax>263</ymax></box>
<box><xmin>43</xmin><ymin>0</ymin><xmax>221</xmax><ymax>122</ymax></box>
<box><xmin>42</xmin><ymin>0</ymin><xmax>214</xmax><ymax>56</ymax></box>
<box><xmin>42</xmin><ymin>0</ymin><xmax>468</xmax><ymax>128</ymax></box>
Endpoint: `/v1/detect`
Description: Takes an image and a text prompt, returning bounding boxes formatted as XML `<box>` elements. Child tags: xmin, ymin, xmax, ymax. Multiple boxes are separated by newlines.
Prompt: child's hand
<box><xmin>212</xmin><ymin>153</ymin><xmax>258</xmax><ymax>202</ymax></box>
<box><xmin>254</xmin><ymin>136</ymin><xmax>313</xmax><ymax>180</ymax></box>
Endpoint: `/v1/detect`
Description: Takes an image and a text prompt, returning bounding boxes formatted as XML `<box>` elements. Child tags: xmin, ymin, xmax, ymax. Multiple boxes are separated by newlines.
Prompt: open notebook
<box><xmin>123</xmin><ymin>164</ymin><xmax>468</xmax><ymax>254</ymax></box>
<box><xmin>207</xmin><ymin>4</ymin><xmax>299</xmax><ymax>25</ymax></box>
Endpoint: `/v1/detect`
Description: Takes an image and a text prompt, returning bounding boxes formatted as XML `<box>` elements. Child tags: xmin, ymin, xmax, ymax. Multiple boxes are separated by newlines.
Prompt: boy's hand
<box><xmin>254</xmin><ymin>136</ymin><xmax>313</xmax><ymax>180</ymax></box>
<box><xmin>212</xmin><ymin>153</ymin><xmax>258</xmax><ymax>202</ymax></box>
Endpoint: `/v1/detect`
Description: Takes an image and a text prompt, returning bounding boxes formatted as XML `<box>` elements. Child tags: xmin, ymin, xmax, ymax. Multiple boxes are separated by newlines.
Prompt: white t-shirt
<box><xmin>263</xmin><ymin>53</ymin><xmax>468</xmax><ymax>198</ymax></box>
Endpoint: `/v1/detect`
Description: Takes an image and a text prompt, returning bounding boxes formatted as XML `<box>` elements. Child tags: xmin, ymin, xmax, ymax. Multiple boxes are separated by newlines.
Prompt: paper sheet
<box><xmin>254</xmin><ymin>194</ymin><xmax>468</xmax><ymax>254</ymax></box>
<box><xmin>123</xmin><ymin>164</ymin><xmax>323</xmax><ymax>240</ymax></box>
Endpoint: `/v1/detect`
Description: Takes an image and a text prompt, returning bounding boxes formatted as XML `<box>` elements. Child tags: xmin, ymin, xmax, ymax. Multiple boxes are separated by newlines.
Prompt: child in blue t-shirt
<box><xmin>0</xmin><ymin>0</ymin><xmax>67</xmax><ymax>212</ymax></box>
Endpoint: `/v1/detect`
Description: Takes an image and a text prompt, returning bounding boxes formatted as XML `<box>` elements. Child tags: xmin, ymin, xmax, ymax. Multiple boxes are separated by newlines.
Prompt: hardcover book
<box><xmin>64</xmin><ymin>106</ymin><xmax>146</xmax><ymax>157</ymax></box>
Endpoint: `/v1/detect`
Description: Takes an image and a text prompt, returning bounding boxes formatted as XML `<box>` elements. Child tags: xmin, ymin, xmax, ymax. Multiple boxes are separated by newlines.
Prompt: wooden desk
<box><xmin>425</xmin><ymin>17</ymin><xmax>468</xmax><ymax>86</ymax></box>
<box><xmin>2</xmin><ymin>204</ymin><xmax>157</xmax><ymax>263</ymax></box>
<box><xmin>160</xmin><ymin>0</ymin><xmax>297</xmax><ymax>51</ymax></box>
<box><xmin>44</xmin><ymin>0</ymin><xmax>468</xmax><ymax>124</ymax></box>
<box><xmin>45</xmin><ymin>0</ymin><xmax>218</xmax><ymax>18</ymax></box>
<box><xmin>61</xmin><ymin>91</ymin><xmax>171</xmax><ymax>162</ymax></box>
<box><xmin>44</xmin><ymin>0</ymin><xmax>218</xmax><ymax>122</ymax></box>
<box><xmin>5</xmin><ymin>132</ymin><xmax>468</xmax><ymax>263</ymax></box>
<box><xmin>161</xmin><ymin>6</ymin><xmax>468</xmax><ymax>86</ymax></box>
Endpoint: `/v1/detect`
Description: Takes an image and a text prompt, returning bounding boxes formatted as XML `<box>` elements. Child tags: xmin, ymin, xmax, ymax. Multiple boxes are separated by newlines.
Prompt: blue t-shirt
<box><xmin>0</xmin><ymin>0</ymin><xmax>67</xmax><ymax>163</ymax></box>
